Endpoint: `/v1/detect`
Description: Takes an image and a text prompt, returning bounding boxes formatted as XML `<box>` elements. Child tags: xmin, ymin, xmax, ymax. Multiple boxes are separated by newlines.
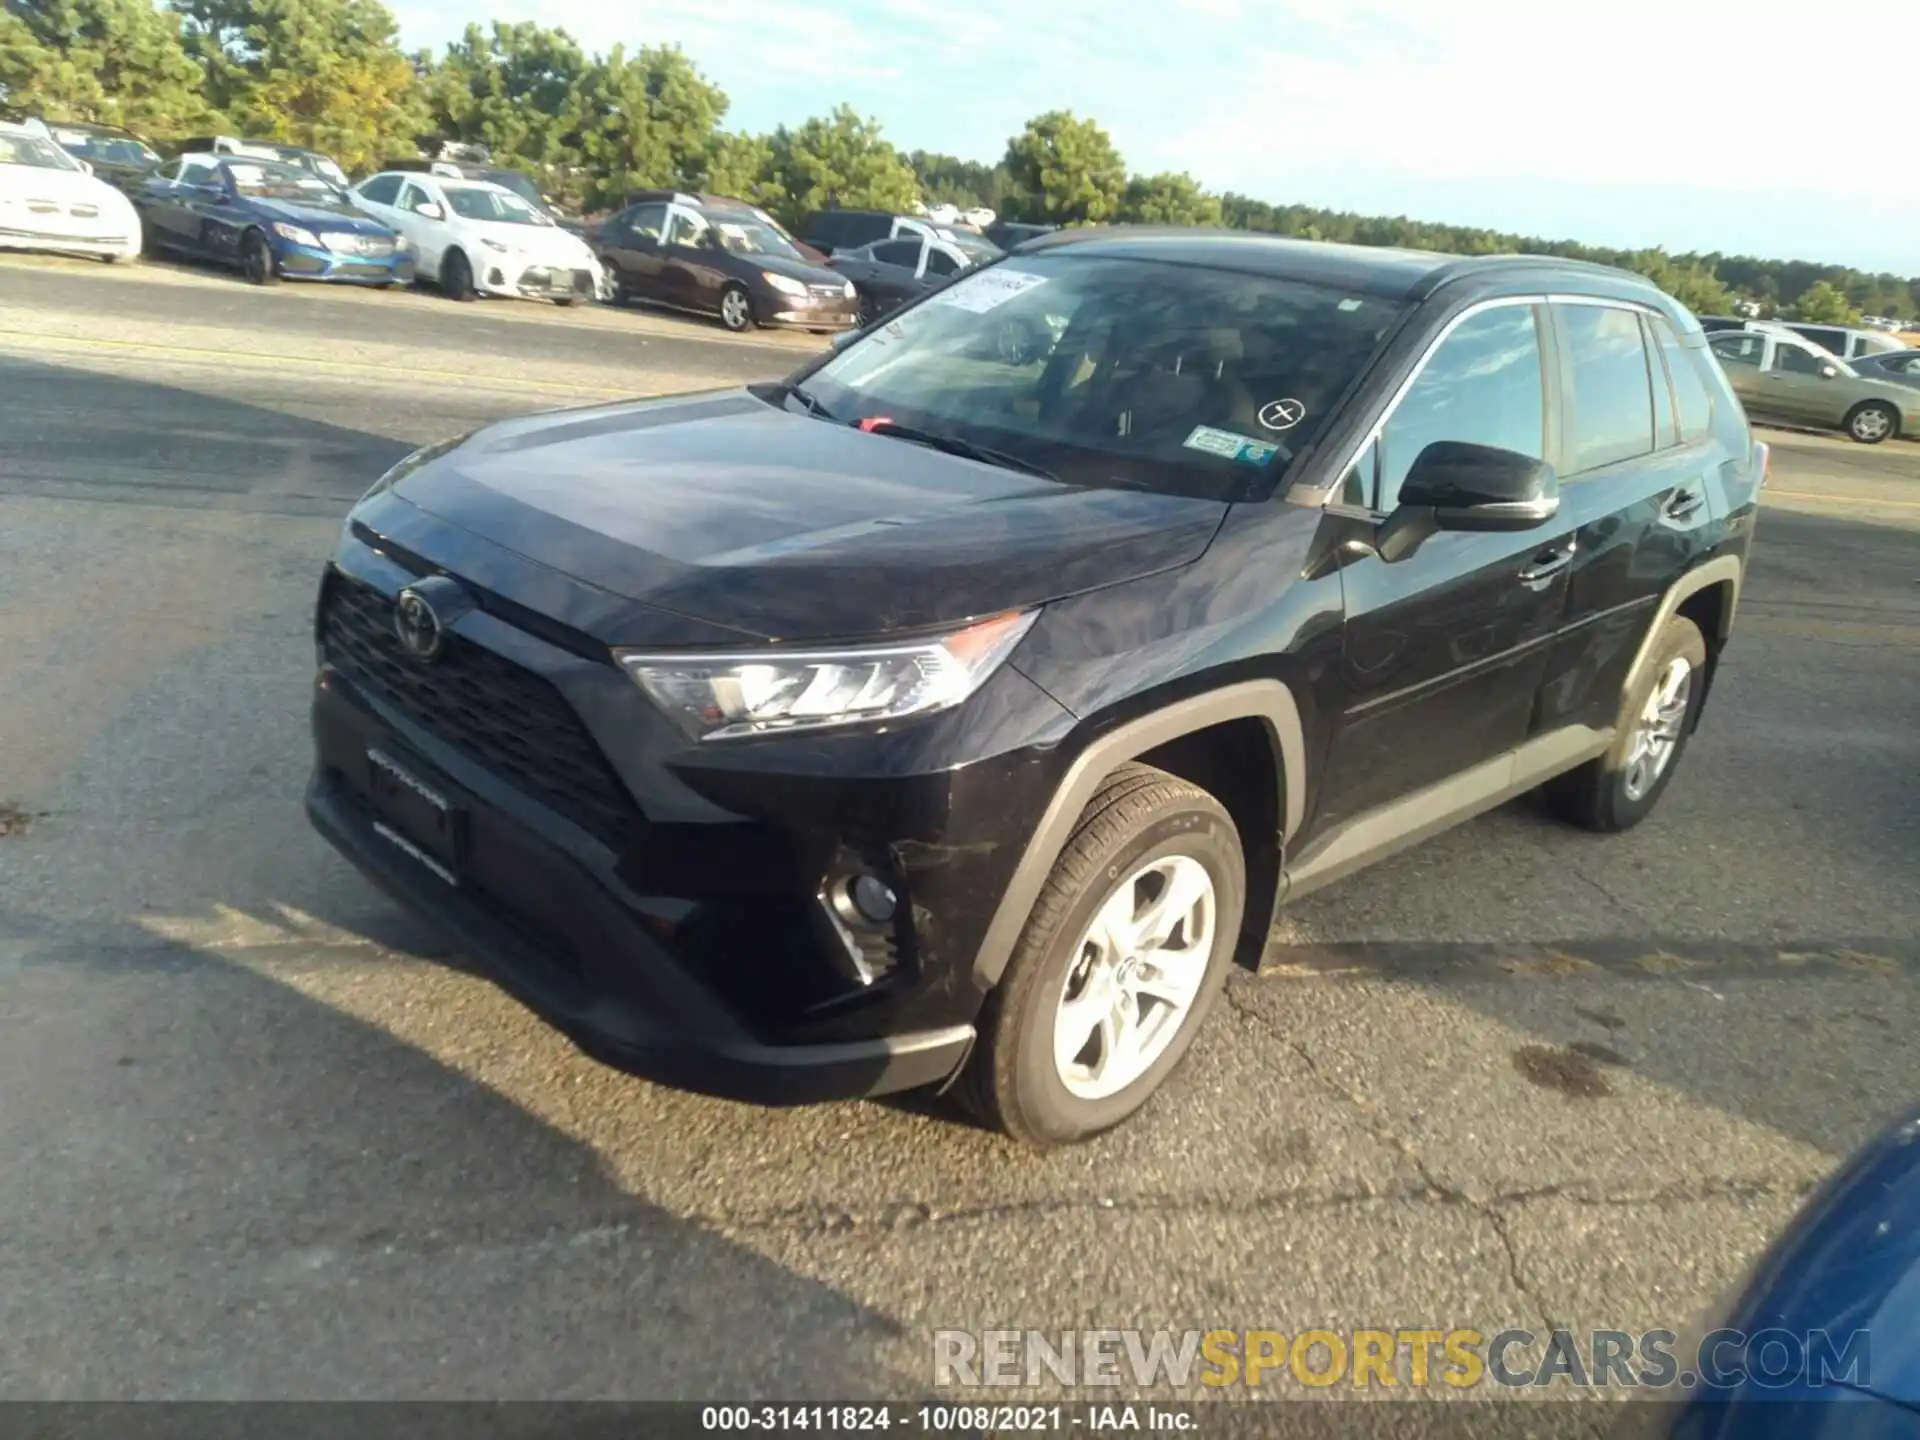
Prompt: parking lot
<box><xmin>2</xmin><ymin>255</ymin><xmax>1916</xmax><ymax>1408</ymax></box>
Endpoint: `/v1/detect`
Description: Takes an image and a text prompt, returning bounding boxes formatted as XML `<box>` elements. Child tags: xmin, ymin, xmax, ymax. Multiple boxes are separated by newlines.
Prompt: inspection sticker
<box><xmin>1183</xmin><ymin>425</ymin><xmax>1279</xmax><ymax>466</ymax></box>
<box><xmin>932</xmin><ymin>267</ymin><xmax>1049</xmax><ymax>314</ymax></box>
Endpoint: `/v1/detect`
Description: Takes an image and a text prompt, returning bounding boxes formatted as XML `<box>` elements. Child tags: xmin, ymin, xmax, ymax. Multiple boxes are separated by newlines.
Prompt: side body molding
<box><xmin>970</xmin><ymin>680</ymin><xmax>1306</xmax><ymax>989</ymax></box>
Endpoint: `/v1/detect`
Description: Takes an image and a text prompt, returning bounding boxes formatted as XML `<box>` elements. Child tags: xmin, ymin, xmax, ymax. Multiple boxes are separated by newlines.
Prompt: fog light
<box><xmin>849</xmin><ymin>874</ymin><xmax>897</xmax><ymax>923</ymax></box>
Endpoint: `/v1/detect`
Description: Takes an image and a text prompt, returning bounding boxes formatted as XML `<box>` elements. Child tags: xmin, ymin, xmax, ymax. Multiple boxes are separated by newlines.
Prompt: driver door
<box><xmin>1760</xmin><ymin>336</ymin><xmax>1843</xmax><ymax>425</ymax></box>
<box><xmin>391</xmin><ymin>180</ymin><xmax>444</xmax><ymax>271</ymax></box>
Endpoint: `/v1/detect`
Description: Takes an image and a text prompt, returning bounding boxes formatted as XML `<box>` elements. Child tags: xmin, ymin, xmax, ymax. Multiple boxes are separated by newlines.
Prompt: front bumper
<box><xmin>760</xmin><ymin>294</ymin><xmax>861</xmax><ymax>330</ymax></box>
<box><xmin>477</xmin><ymin>255</ymin><xmax>601</xmax><ymax>301</ymax></box>
<box><xmin>0</xmin><ymin>226</ymin><xmax>138</xmax><ymax>258</ymax></box>
<box><xmin>275</xmin><ymin>237</ymin><xmax>414</xmax><ymax>284</ymax></box>
<box><xmin>307</xmin><ymin>742</ymin><xmax>973</xmax><ymax>1103</ymax></box>
<box><xmin>302</xmin><ymin>530</ymin><xmax>1073</xmax><ymax>1104</ymax></box>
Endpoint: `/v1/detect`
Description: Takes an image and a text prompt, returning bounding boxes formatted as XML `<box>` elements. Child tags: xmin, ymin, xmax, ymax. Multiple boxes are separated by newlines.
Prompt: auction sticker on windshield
<box><xmin>1184</xmin><ymin>425</ymin><xmax>1279</xmax><ymax>466</ymax></box>
<box><xmin>933</xmin><ymin>268</ymin><xmax>1049</xmax><ymax>314</ymax></box>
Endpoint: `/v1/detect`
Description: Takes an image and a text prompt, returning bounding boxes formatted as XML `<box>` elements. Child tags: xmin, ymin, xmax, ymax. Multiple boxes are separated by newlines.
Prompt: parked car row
<box><xmin>0</xmin><ymin>120</ymin><xmax>143</xmax><ymax>263</ymax></box>
<box><xmin>1703</xmin><ymin>326</ymin><xmax>1920</xmax><ymax>444</ymax></box>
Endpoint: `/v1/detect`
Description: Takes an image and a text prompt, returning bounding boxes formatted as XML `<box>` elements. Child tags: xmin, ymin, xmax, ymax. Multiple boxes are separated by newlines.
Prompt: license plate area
<box><xmin>367</xmin><ymin>747</ymin><xmax>463</xmax><ymax>884</ymax></box>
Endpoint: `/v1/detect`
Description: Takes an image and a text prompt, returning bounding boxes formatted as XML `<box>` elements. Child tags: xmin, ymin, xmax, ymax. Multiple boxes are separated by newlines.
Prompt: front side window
<box><xmin>1773</xmin><ymin>342</ymin><xmax>1827</xmax><ymax>376</ymax></box>
<box><xmin>1709</xmin><ymin>333</ymin><xmax>1764</xmax><ymax>368</ymax></box>
<box><xmin>802</xmin><ymin>253</ymin><xmax>1407</xmax><ymax>501</ymax></box>
<box><xmin>665</xmin><ymin>209</ymin><xmax>707</xmax><ymax>247</ymax></box>
<box><xmin>1652</xmin><ymin>318</ymin><xmax>1714</xmax><ymax>442</ymax></box>
<box><xmin>1378</xmin><ymin>304</ymin><xmax>1545</xmax><ymax>509</ymax></box>
<box><xmin>396</xmin><ymin>181</ymin><xmax>430</xmax><ymax>213</ymax></box>
<box><xmin>620</xmin><ymin>202</ymin><xmax>666</xmax><ymax>240</ymax></box>
<box><xmin>179</xmin><ymin>159</ymin><xmax>218</xmax><ymax>187</ymax></box>
<box><xmin>870</xmin><ymin>239</ymin><xmax>921</xmax><ymax>269</ymax></box>
<box><xmin>1558</xmin><ymin>303</ymin><xmax>1655</xmax><ymax>473</ymax></box>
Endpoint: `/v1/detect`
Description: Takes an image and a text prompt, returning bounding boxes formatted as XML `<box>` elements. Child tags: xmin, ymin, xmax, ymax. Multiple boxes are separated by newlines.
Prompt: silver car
<box><xmin>1848</xmin><ymin>347</ymin><xmax>1920</xmax><ymax>393</ymax></box>
<box><xmin>1707</xmin><ymin>329</ymin><xmax>1920</xmax><ymax>443</ymax></box>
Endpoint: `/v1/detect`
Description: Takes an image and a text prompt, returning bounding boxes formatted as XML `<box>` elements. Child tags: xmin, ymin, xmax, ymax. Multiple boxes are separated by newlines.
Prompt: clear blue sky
<box><xmin>395</xmin><ymin>0</ymin><xmax>1920</xmax><ymax>277</ymax></box>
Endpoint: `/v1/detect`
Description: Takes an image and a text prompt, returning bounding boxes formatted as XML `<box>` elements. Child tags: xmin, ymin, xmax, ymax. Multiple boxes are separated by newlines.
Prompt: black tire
<box><xmin>958</xmin><ymin>763</ymin><xmax>1245</xmax><ymax>1147</ymax></box>
<box><xmin>552</xmin><ymin>297</ymin><xmax>576</xmax><ymax>308</ymax></box>
<box><xmin>856</xmin><ymin>289</ymin><xmax>879</xmax><ymax>327</ymax></box>
<box><xmin>240</xmin><ymin>230</ymin><xmax>278</xmax><ymax>286</ymax></box>
<box><xmin>1844</xmin><ymin>401</ymin><xmax>1898</xmax><ymax>445</ymax></box>
<box><xmin>717</xmin><ymin>282</ymin><xmax>754</xmax><ymax>332</ymax></box>
<box><xmin>441</xmin><ymin>248</ymin><xmax>476</xmax><ymax>302</ymax></box>
<box><xmin>1545</xmin><ymin>615</ymin><xmax>1709</xmax><ymax>833</ymax></box>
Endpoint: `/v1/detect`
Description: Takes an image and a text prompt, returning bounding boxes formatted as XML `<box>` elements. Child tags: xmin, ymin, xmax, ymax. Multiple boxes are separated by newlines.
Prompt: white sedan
<box><xmin>348</xmin><ymin>171</ymin><xmax>604</xmax><ymax>305</ymax></box>
<box><xmin>0</xmin><ymin>120</ymin><xmax>142</xmax><ymax>262</ymax></box>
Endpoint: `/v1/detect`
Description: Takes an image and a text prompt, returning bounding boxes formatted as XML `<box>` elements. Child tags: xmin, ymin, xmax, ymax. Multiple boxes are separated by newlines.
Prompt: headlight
<box><xmin>763</xmin><ymin>272</ymin><xmax>807</xmax><ymax>297</ymax></box>
<box><xmin>842</xmin><ymin>279</ymin><xmax>856</xmax><ymax>298</ymax></box>
<box><xmin>617</xmin><ymin>610</ymin><xmax>1038</xmax><ymax>741</ymax></box>
<box><xmin>482</xmin><ymin>237</ymin><xmax>511</xmax><ymax>253</ymax></box>
<box><xmin>271</xmin><ymin>222</ymin><xmax>319</xmax><ymax>247</ymax></box>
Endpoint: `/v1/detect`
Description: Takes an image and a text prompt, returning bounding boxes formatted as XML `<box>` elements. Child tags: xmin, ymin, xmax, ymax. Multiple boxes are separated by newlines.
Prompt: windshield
<box><xmin>444</xmin><ymin>186</ymin><xmax>549</xmax><ymax>225</ymax></box>
<box><xmin>0</xmin><ymin>133</ymin><xmax>83</xmax><ymax>172</ymax></box>
<box><xmin>947</xmin><ymin>231</ymin><xmax>1002</xmax><ymax>263</ymax></box>
<box><xmin>711</xmin><ymin>215</ymin><xmax>803</xmax><ymax>261</ymax></box>
<box><xmin>298</xmin><ymin>154</ymin><xmax>349</xmax><ymax>188</ymax></box>
<box><xmin>225</xmin><ymin>160</ymin><xmax>339</xmax><ymax>200</ymax></box>
<box><xmin>481</xmin><ymin>170</ymin><xmax>546</xmax><ymax>209</ymax></box>
<box><xmin>800</xmin><ymin>253</ymin><xmax>1406</xmax><ymax>501</ymax></box>
<box><xmin>52</xmin><ymin>128</ymin><xmax>159</xmax><ymax>167</ymax></box>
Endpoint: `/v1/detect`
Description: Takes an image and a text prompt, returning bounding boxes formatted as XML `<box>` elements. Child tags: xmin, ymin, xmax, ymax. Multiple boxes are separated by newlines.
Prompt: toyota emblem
<box><xmin>393</xmin><ymin>587</ymin><xmax>443</xmax><ymax>660</ymax></box>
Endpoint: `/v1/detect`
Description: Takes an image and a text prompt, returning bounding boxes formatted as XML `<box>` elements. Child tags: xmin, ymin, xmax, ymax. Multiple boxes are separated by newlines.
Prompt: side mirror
<box><xmin>414</xmin><ymin>202</ymin><xmax>442</xmax><ymax>219</ymax></box>
<box><xmin>1819</xmin><ymin>363</ymin><xmax>1839</xmax><ymax>379</ymax></box>
<box><xmin>829</xmin><ymin>327</ymin><xmax>861</xmax><ymax>351</ymax></box>
<box><xmin>1377</xmin><ymin>441</ymin><xmax>1559</xmax><ymax>562</ymax></box>
<box><xmin>77</xmin><ymin>159</ymin><xmax>95</xmax><ymax>176</ymax></box>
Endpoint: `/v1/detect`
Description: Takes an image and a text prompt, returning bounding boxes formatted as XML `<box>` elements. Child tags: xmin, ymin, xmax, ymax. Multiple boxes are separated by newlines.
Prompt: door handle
<box><xmin>1663</xmin><ymin>489</ymin><xmax>1704</xmax><ymax>522</ymax></box>
<box><xmin>1517</xmin><ymin>543</ymin><xmax>1576</xmax><ymax>585</ymax></box>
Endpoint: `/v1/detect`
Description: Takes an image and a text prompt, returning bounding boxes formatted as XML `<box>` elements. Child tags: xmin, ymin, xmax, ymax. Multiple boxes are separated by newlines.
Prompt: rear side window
<box><xmin>624</xmin><ymin>202</ymin><xmax>666</xmax><ymax>240</ymax></box>
<box><xmin>1557</xmin><ymin>303</ymin><xmax>1655</xmax><ymax>473</ymax></box>
<box><xmin>1709</xmin><ymin>333</ymin><xmax>1763</xmax><ymax>368</ymax></box>
<box><xmin>1790</xmin><ymin>325</ymin><xmax>1845</xmax><ymax>354</ymax></box>
<box><xmin>1378</xmin><ymin>304</ymin><xmax>1545</xmax><ymax>509</ymax></box>
<box><xmin>1651</xmin><ymin>318</ymin><xmax>1713</xmax><ymax>443</ymax></box>
<box><xmin>871</xmin><ymin>239</ymin><xmax>920</xmax><ymax>268</ymax></box>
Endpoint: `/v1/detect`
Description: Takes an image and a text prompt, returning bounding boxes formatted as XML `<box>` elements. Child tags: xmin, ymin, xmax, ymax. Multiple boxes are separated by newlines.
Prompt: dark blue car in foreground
<box><xmin>134</xmin><ymin>153</ymin><xmax>412</xmax><ymax>286</ymax></box>
<box><xmin>1616</xmin><ymin>1105</ymin><xmax>1920</xmax><ymax>1438</ymax></box>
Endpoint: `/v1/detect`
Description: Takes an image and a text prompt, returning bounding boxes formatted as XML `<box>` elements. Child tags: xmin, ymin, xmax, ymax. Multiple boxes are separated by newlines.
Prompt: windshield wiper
<box><xmin>778</xmin><ymin>383</ymin><xmax>837</xmax><ymax>422</ymax></box>
<box><xmin>857</xmin><ymin>418</ymin><xmax>1058</xmax><ymax>481</ymax></box>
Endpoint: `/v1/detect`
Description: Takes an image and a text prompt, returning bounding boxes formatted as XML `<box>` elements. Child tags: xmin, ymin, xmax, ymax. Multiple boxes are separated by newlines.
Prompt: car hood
<box><xmin>245</xmin><ymin>195</ymin><xmax>390</xmax><ymax>234</ymax></box>
<box><xmin>0</xmin><ymin>165</ymin><xmax>133</xmax><ymax>209</ymax></box>
<box><xmin>384</xmin><ymin>389</ymin><xmax>1227</xmax><ymax>642</ymax></box>
<box><xmin>750</xmin><ymin>252</ymin><xmax>847</xmax><ymax>287</ymax></box>
<box><xmin>464</xmin><ymin>218</ymin><xmax>596</xmax><ymax>264</ymax></box>
<box><xmin>1715</xmin><ymin>1105</ymin><xmax>1920</xmax><ymax>1408</ymax></box>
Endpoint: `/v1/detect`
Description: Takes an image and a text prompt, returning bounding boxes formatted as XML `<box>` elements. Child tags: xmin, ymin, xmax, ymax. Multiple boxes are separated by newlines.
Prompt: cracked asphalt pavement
<box><xmin>2</xmin><ymin>259</ymin><xmax>1916</xmax><ymax>1409</ymax></box>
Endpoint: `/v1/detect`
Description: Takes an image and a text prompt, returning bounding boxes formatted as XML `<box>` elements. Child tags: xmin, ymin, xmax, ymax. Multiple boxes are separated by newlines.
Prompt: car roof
<box><xmin>1016</xmin><ymin>226</ymin><xmax>1684</xmax><ymax>311</ymax></box>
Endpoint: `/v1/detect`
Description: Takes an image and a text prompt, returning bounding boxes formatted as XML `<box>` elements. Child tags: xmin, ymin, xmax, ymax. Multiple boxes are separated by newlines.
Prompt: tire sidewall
<box><xmin>442</xmin><ymin>249</ymin><xmax>474</xmax><ymax>300</ymax></box>
<box><xmin>1600</xmin><ymin>619</ymin><xmax>1709</xmax><ymax>826</ymax></box>
<box><xmin>1003</xmin><ymin>806</ymin><xmax>1245</xmax><ymax>1143</ymax></box>
<box><xmin>243</xmin><ymin>231</ymin><xmax>276</xmax><ymax>285</ymax></box>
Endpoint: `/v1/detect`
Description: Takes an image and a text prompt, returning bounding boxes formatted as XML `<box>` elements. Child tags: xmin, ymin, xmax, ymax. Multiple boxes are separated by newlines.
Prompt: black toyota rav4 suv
<box><xmin>308</xmin><ymin>230</ymin><xmax>1765</xmax><ymax>1146</ymax></box>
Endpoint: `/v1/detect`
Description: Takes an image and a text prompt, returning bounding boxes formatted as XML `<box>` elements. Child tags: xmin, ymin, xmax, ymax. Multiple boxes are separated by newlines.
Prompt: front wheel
<box><xmin>441</xmin><ymin>249</ymin><xmax>476</xmax><ymax>302</ymax></box>
<box><xmin>958</xmin><ymin>763</ymin><xmax>1245</xmax><ymax>1147</ymax></box>
<box><xmin>240</xmin><ymin>230</ymin><xmax>278</xmax><ymax>286</ymax></box>
<box><xmin>1845</xmin><ymin>401</ymin><xmax>1898</xmax><ymax>444</ymax></box>
<box><xmin>1545</xmin><ymin>615</ymin><xmax>1708</xmax><ymax>832</ymax></box>
<box><xmin>717</xmin><ymin>283</ymin><xmax>754</xmax><ymax>332</ymax></box>
<box><xmin>552</xmin><ymin>297</ymin><xmax>576</xmax><ymax>308</ymax></box>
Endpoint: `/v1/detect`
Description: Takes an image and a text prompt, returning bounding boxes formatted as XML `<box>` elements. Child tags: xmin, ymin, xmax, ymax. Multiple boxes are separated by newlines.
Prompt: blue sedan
<box><xmin>134</xmin><ymin>153</ymin><xmax>413</xmax><ymax>286</ymax></box>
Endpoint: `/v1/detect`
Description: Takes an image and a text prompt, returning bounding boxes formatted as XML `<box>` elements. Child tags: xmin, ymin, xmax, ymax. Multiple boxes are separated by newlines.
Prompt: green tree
<box><xmin>764</xmin><ymin>105</ymin><xmax>918</xmax><ymax>228</ymax></box>
<box><xmin>566</xmin><ymin>43</ymin><xmax>727</xmax><ymax>211</ymax></box>
<box><xmin>0</xmin><ymin>0</ymin><xmax>213</xmax><ymax>133</ymax></box>
<box><xmin>1117</xmin><ymin>171</ymin><xmax>1221</xmax><ymax>227</ymax></box>
<box><xmin>421</xmin><ymin>21</ymin><xmax>590</xmax><ymax>180</ymax></box>
<box><xmin>172</xmin><ymin>0</ymin><xmax>427</xmax><ymax>173</ymax></box>
<box><xmin>1794</xmin><ymin>280</ymin><xmax>1858</xmax><ymax>324</ymax></box>
<box><xmin>1001</xmin><ymin>110</ymin><xmax>1125</xmax><ymax>225</ymax></box>
<box><xmin>908</xmin><ymin>148</ymin><xmax>1006</xmax><ymax>212</ymax></box>
<box><xmin>701</xmin><ymin>129</ymin><xmax>782</xmax><ymax>208</ymax></box>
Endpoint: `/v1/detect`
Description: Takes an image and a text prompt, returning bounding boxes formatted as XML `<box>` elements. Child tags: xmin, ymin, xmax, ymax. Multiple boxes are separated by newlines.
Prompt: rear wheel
<box><xmin>718</xmin><ymin>283</ymin><xmax>754</xmax><ymax>332</ymax></box>
<box><xmin>552</xmin><ymin>297</ymin><xmax>576</xmax><ymax>308</ymax></box>
<box><xmin>1845</xmin><ymin>401</ymin><xmax>1898</xmax><ymax>444</ymax></box>
<box><xmin>440</xmin><ymin>248</ymin><xmax>476</xmax><ymax>302</ymax></box>
<box><xmin>240</xmin><ymin>231</ymin><xmax>278</xmax><ymax>286</ymax></box>
<box><xmin>958</xmin><ymin>764</ymin><xmax>1245</xmax><ymax>1147</ymax></box>
<box><xmin>1545</xmin><ymin>615</ymin><xmax>1708</xmax><ymax>832</ymax></box>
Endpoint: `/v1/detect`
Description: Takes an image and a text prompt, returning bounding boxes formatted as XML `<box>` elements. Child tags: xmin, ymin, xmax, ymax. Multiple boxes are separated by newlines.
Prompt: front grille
<box><xmin>320</xmin><ymin>572</ymin><xmax>643</xmax><ymax>851</ymax></box>
<box><xmin>323</xmin><ymin>233</ymin><xmax>396</xmax><ymax>258</ymax></box>
<box><xmin>808</xmin><ymin>284</ymin><xmax>847</xmax><ymax>299</ymax></box>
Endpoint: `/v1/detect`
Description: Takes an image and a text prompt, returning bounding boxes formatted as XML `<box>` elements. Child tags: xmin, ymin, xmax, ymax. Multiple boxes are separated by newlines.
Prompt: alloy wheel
<box><xmin>1052</xmin><ymin>855</ymin><xmax>1216</xmax><ymax>1101</ymax></box>
<box><xmin>1851</xmin><ymin>406</ymin><xmax>1893</xmax><ymax>443</ymax></box>
<box><xmin>720</xmin><ymin>289</ymin><xmax>751</xmax><ymax>331</ymax></box>
<box><xmin>1622</xmin><ymin>656</ymin><xmax>1693</xmax><ymax>801</ymax></box>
